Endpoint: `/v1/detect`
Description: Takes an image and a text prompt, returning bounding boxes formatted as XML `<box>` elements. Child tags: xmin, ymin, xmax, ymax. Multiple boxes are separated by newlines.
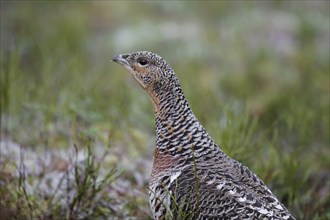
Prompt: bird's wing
<box><xmin>168</xmin><ymin>165</ymin><xmax>295</xmax><ymax>220</ymax></box>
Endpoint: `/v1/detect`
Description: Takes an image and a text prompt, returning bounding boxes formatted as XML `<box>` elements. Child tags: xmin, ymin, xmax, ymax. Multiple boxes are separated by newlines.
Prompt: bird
<box><xmin>112</xmin><ymin>51</ymin><xmax>295</xmax><ymax>220</ymax></box>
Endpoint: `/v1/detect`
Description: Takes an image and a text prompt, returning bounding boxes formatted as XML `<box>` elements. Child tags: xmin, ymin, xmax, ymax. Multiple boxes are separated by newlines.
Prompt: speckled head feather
<box><xmin>112</xmin><ymin>51</ymin><xmax>178</xmax><ymax>91</ymax></box>
<box><xmin>112</xmin><ymin>51</ymin><xmax>182</xmax><ymax>114</ymax></box>
<box><xmin>112</xmin><ymin>51</ymin><xmax>295</xmax><ymax>220</ymax></box>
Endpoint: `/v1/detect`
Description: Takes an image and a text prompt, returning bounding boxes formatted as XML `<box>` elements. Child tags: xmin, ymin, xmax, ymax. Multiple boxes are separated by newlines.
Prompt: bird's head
<box><xmin>112</xmin><ymin>51</ymin><xmax>177</xmax><ymax>92</ymax></box>
<box><xmin>112</xmin><ymin>51</ymin><xmax>180</xmax><ymax>113</ymax></box>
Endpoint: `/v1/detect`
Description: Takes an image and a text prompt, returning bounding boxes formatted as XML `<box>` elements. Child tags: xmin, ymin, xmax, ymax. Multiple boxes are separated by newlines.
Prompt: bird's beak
<box><xmin>112</xmin><ymin>54</ymin><xmax>130</xmax><ymax>67</ymax></box>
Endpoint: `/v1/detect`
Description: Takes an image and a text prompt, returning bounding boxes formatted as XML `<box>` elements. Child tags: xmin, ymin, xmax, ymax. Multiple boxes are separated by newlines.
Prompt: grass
<box><xmin>1</xmin><ymin>1</ymin><xmax>329</xmax><ymax>219</ymax></box>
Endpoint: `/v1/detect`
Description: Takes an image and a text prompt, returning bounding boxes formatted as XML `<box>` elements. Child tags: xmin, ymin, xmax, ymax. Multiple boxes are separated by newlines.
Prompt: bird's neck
<box><xmin>154</xmin><ymin>87</ymin><xmax>214</xmax><ymax>154</ymax></box>
<box><xmin>156</xmin><ymin>86</ymin><xmax>190</xmax><ymax>120</ymax></box>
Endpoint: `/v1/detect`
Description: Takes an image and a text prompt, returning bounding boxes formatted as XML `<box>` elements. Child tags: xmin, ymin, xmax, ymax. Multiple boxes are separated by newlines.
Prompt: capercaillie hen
<box><xmin>112</xmin><ymin>51</ymin><xmax>295</xmax><ymax>220</ymax></box>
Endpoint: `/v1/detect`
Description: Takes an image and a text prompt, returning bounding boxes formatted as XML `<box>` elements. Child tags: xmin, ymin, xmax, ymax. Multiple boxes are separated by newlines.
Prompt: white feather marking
<box><xmin>170</xmin><ymin>171</ymin><xmax>181</xmax><ymax>184</ymax></box>
<box><xmin>275</xmin><ymin>204</ymin><xmax>284</xmax><ymax>210</ymax></box>
<box><xmin>216</xmin><ymin>182</ymin><xmax>225</xmax><ymax>190</ymax></box>
<box><xmin>258</xmin><ymin>207</ymin><xmax>269</xmax><ymax>215</ymax></box>
<box><xmin>228</xmin><ymin>189</ymin><xmax>235</xmax><ymax>195</ymax></box>
<box><xmin>237</xmin><ymin>196</ymin><xmax>246</xmax><ymax>202</ymax></box>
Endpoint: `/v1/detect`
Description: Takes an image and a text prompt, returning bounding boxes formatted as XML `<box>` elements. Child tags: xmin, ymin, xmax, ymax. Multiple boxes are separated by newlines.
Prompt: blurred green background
<box><xmin>1</xmin><ymin>1</ymin><xmax>329</xmax><ymax>219</ymax></box>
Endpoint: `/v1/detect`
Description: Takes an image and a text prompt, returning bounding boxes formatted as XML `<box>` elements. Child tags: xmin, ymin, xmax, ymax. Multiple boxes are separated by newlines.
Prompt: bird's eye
<box><xmin>138</xmin><ymin>58</ymin><xmax>148</xmax><ymax>66</ymax></box>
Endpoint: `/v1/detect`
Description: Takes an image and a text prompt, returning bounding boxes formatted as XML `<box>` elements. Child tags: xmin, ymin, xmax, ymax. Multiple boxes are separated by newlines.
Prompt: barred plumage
<box><xmin>112</xmin><ymin>51</ymin><xmax>295</xmax><ymax>220</ymax></box>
